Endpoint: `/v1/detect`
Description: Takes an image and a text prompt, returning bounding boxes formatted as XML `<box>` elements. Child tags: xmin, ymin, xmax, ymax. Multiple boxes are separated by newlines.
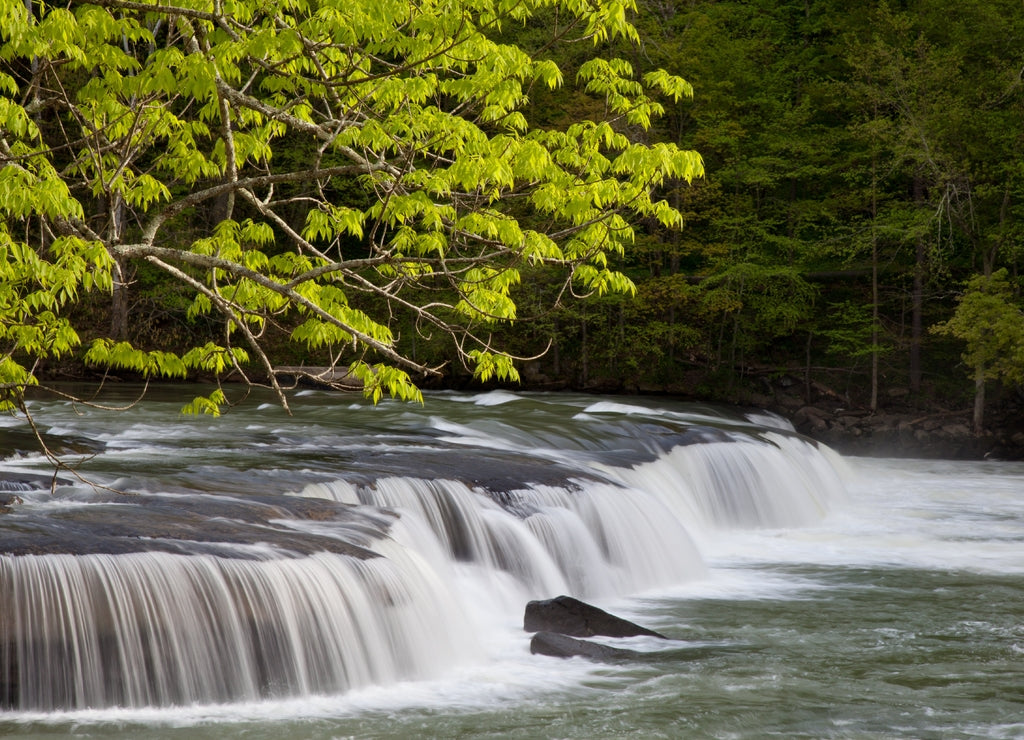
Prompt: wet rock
<box><xmin>941</xmin><ymin>423</ymin><xmax>972</xmax><ymax>438</ymax></box>
<box><xmin>775</xmin><ymin>393</ymin><xmax>804</xmax><ymax>411</ymax></box>
<box><xmin>0</xmin><ymin>428</ymin><xmax>105</xmax><ymax>460</ymax></box>
<box><xmin>793</xmin><ymin>406</ymin><xmax>829</xmax><ymax>432</ymax></box>
<box><xmin>1</xmin><ymin>471</ymin><xmax>72</xmax><ymax>491</ymax></box>
<box><xmin>0</xmin><ymin>492</ymin><xmax>391</xmax><ymax>559</ymax></box>
<box><xmin>530</xmin><ymin>631</ymin><xmax>641</xmax><ymax>661</ymax></box>
<box><xmin>786</xmin><ymin>401</ymin><xmax>1024</xmax><ymax>460</ymax></box>
<box><xmin>524</xmin><ymin>595</ymin><xmax>667</xmax><ymax>639</ymax></box>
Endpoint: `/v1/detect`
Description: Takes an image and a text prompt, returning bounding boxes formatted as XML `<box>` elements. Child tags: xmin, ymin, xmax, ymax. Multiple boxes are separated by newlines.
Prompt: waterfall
<box><xmin>609</xmin><ymin>431</ymin><xmax>849</xmax><ymax>529</ymax></box>
<box><xmin>0</xmin><ymin>392</ymin><xmax>849</xmax><ymax>713</ymax></box>
<box><xmin>0</xmin><ymin>541</ymin><xmax>477</xmax><ymax>711</ymax></box>
<box><xmin>299</xmin><ymin>476</ymin><xmax>706</xmax><ymax>600</ymax></box>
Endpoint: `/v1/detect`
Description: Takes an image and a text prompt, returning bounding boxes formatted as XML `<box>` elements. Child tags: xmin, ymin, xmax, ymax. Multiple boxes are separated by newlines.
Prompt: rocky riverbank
<box><xmin>513</xmin><ymin>367</ymin><xmax>1024</xmax><ymax>461</ymax></box>
<box><xmin>781</xmin><ymin>402</ymin><xmax>1024</xmax><ymax>461</ymax></box>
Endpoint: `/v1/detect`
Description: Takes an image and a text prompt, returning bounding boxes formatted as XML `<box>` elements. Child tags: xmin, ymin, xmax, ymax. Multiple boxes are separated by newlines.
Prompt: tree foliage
<box><xmin>563</xmin><ymin>0</ymin><xmax>1024</xmax><ymax>413</ymax></box>
<box><xmin>934</xmin><ymin>271</ymin><xmax>1024</xmax><ymax>387</ymax></box>
<box><xmin>932</xmin><ymin>270</ymin><xmax>1024</xmax><ymax>430</ymax></box>
<box><xmin>0</xmin><ymin>0</ymin><xmax>702</xmax><ymax>412</ymax></box>
<box><xmin>3</xmin><ymin>0</ymin><xmax>1022</xmax><ymax>428</ymax></box>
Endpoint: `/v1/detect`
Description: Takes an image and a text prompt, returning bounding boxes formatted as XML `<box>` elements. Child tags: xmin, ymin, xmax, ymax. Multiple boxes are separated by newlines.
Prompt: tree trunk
<box><xmin>616</xmin><ymin>303</ymin><xmax>625</xmax><ymax>374</ymax></box>
<box><xmin>972</xmin><ymin>365</ymin><xmax>985</xmax><ymax>434</ymax></box>
<box><xmin>108</xmin><ymin>194</ymin><xmax>129</xmax><ymax>340</ymax></box>
<box><xmin>804</xmin><ymin>330</ymin><xmax>813</xmax><ymax>403</ymax></box>
<box><xmin>869</xmin><ymin>157</ymin><xmax>879</xmax><ymax>412</ymax></box>
<box><xmin>910</xmin><ymin>173</ymin><xmax>926</xmax><ymax>393</ymax></box>
<box><xmin>668</xmin><ymin>303</ymin><xmax>675</xmax><ymax>366</ymax></box>
<box><xmin>580</xmin><ymin>315</ymin><xmax>588</xmax><ymax>386</ymax></box>
<box><xmin>109</xmin><ymin>257</ymin><xmax>129</xmax><ymax>340</ymax></box>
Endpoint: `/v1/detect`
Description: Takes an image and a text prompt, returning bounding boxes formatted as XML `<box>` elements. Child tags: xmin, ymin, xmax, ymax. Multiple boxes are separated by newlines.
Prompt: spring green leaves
<box><xmin>933</xmin><ymin>271</ymin><xmax>1024</xmax><ymax>389</ymax></box>
<box><xmin>1</xmin><ymin>0</ymin><xmax>701</xmax><ymax>411</ymax></box>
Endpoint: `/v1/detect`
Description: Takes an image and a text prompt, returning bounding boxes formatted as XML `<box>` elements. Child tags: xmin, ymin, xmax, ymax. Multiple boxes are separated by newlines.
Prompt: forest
<box><xmin>1</xmin><ymin>0</ymin><xmax>1023</xmax><ymax>441</ymax></box>
<box><xmin>493</xmin><ymin>0</ymin><xmax>1024</xmax><ymax>436</ymax></box>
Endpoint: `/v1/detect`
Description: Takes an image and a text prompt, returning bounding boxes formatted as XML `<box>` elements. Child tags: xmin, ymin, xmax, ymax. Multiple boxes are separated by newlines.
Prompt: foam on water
<box><xmin>0</xmin><ymin>390</ymin><xmax>858</xmax><ymax>718</ymax></box>
<box><xmin>689</xmin><ymin>457</ymin><xmax>1024</xmax><ymax>575</ymax></box>
<box><xmin>469</xmin><ymin>390</ymin><xmax>524</xmax><ymax>406</ymax></box>
<box><xmin>608</xmin><ymin>431</ymin><xmax>847</xmax><ymax>530</ymax></box>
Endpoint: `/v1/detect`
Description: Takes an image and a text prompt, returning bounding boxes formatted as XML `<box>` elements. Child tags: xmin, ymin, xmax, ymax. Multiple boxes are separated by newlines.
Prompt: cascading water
<box><xmin>0</xmin><ymin>389</ymin><xmax>848</xmax><ymax>715</ymax></box>
<box><xmin>609</xmin><ymin>430</ymin><xmax>848</xmax><ymax>529</ymax></box>
<box><xmin>0</xmin><ymin>546</ymin><xmax>475</xmax><ymax>711</ymax></box>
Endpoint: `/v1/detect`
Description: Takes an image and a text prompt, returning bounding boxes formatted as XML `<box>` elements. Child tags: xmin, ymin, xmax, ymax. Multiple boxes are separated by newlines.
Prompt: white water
<box><xmin>299</xmin><ymin>476</ymin><xmax>708</xmax><ymax>599</ymax></box>
<box><xmin>610</xmin><ymin>431</ymin><xmax>848</xmax><ymax>529</ymax></box>
<box><xmin>705</xmin><ymin>456</ymin><xmax>1024</xmax><ymax>575</ymax></box>
<box><xmin>0</xmin><ymin>390</ymin><xmax>855</xmax><ymax>720</ymax></box>
<box><xmin>0</xmin><ymin>545</ymin><xmax>477</xmax><ymax>711</ymax></box>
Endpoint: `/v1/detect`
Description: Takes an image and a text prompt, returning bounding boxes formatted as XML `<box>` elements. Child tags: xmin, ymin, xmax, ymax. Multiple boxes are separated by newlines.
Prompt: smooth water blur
<box><xmin>1</xmin><ymin>388</ymin><xmax>1022</xmax><ymax>738</ymax></box>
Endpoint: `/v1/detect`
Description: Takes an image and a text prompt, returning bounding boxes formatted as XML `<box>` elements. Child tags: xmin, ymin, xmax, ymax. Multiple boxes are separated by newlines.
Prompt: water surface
<box><xmin>0</xmin><ymin>389</ymin><xmax>1020</xmax><ymax>738</ymax></box>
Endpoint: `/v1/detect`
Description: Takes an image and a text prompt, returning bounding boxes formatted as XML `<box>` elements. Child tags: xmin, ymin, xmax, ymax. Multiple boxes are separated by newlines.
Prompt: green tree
<box><xmin>932</xmin><ymin>270</ymin><xmax>1024</xmax><ymax>433</ymax></box>
<box><xmin>615</xmin><ymin>0</ymin><xmax>857</xmax><ymax>395</ymax></box>
<box><xmin>598</xmin><ymin>0</ymin><xmax>1024</xmax><ymax>410</ymax></box>
<box><xmin>845</xmin><ymin>0</ymin><xmax>1024</xmax><ymax>397</ymax></box>
<box><xmin>0</xmin><ymin>0</ymin><xmax>702</xmax><ymax>413</ymax></box>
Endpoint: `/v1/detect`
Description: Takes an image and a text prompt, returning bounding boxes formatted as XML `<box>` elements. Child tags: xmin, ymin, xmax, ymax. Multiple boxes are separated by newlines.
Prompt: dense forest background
<box><xmin>34</xmin><ymin>0</ymin><xmax>1024</xmax><ymax>432</ymax></box>
<box><xmin>490</xmin><ymin>0</ymin><xmax>1024</xmax><ymax>426</ymax></box>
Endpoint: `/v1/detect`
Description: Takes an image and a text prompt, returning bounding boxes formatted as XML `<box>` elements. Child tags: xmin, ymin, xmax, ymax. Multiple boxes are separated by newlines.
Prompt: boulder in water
<box><xmin>0</xmin><ymin>493</ymin><xmax>23</xmax><ymax>514</ymax></box>
<box><xmin>530</xmin><ymin>631</ymin><xmax>641</xmax><ymax>661</ymax></box>
<box><xmin>523</xmin><ymin>595</ymin><xmax>667</xmax><ymax>639</ymax></box>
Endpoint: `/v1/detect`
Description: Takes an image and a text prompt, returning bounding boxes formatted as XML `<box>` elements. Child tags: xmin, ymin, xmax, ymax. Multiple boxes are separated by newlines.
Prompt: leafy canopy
<box><xmin>932</xmin><ymin>270</ymin><xmax>1024</xmax><ymax>388</ymax></box>
<box><xmin>0</xmin><ymin>0</ymin><xmax>702</xmax><ymax>412</ymax></box>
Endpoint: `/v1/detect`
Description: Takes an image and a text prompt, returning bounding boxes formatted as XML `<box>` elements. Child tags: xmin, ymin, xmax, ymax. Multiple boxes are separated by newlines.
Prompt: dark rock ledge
<box><xmin>530</xmin><ymin>631</ymin><xmax>643</xmax><ymax>661</ymax></box>
<box><xmin>524</xmin><ymin>595</ymin><xmax>668</xmax><ymax>661</ymax></box>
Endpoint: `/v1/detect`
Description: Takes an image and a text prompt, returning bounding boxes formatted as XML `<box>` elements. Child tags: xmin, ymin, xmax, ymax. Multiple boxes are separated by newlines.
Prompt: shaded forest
<box><xmin>11</xmin><ymin>0</ymin><xmax>1024</xmax><ymax>434</ymax></box>
<box><xmin>485</xmin><ymin>0</ymin><xmax>1024</xmax><ymax>429</ymax></box>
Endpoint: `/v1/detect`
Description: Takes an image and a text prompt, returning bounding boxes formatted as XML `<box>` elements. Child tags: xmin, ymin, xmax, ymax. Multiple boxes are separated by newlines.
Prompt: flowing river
<box><xmin>0</xmin><ymin>387</ymin><xmax>1021</xmax><ymax>739</ymax></box>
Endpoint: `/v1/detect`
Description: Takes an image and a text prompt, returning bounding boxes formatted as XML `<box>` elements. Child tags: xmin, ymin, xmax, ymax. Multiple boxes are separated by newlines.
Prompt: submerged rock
<box><xmin>524</xmin><ymin>595</ymin><xmax>667</xmax><ymax>639</ymax></box>
<box><xmin>530</xmin><ymin>631</ymin><xmax>641</xmax><ymax>661</ymax></box>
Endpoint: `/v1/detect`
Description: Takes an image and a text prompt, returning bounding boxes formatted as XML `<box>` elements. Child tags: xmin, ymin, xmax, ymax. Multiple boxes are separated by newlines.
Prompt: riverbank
<box><xmin>568</xmin><ymin>369</ymin><xmax>1024</xmax><ymax>461</ymax></box>
<box><xmin>30</xmin><ymin>361</ymin><xmax>1024</xmax><ymax>461</ymax></box>
<box><xmin>524</xmin><ymin>381</ymin><xmax>1024</xmax><ymax>461</ymax></box>
<box><xmin>751</xmin><ymin>390</ymin><xmax>1024</xmax><ymax>461</ymax></box>
<box><xmin>787</xmin><ymin>405</ymin><xmax>1024</xmax><ymax>461</ymax></box>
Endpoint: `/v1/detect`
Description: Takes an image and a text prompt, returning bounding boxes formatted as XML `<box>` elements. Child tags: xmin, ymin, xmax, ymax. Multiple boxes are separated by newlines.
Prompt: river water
<box><xmin>0</xmin><ymin>388</ymin><xmax>1021</xmax><ymax>739</ymax></box>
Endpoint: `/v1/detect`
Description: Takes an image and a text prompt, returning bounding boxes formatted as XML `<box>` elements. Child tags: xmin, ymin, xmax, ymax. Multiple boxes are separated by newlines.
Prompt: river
<box><xmin>0</xmin><ymin>388</ymin><xmax>1021</xmax><ymax>738</ymax></box>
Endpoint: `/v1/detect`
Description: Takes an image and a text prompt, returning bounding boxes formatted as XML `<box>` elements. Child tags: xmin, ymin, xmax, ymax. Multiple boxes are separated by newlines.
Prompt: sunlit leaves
<box><xmin>468</xmin><ymin>350</ymin><xmax>521</xmax><ymax>383</ymax></box>
<box><xmin>455</xmin><ymin>266</ymin><xmax>521</xmax><ymax>321</ymax></box>
<box><xmin>182</xmin><ymin>344</ymin><xmax>251</xmax><ymax>374</ymax></box>
<box><xmin>181</xmin><ymin>389</ymin><xmax>229</xmax><ymax>417</ymax></box>
<box><xmin>0</xmin><ymin>0</ymin><xmax>703</xmax><ymax>408</ymax></box>
<box><xmin>85</xmin><ymin>339</ymin><xmax>189</xmax><ymax>379</ymax></box>
<box><xmin>643</xmin><ymin>69</ymin><xmax>695</xmax><ymax>103</ymax></box>
<box><xmin>573</xmin><ymin>264</ymin><xmax>637</xmax><ymax>297</ymax></box>
<box><xmin>0</xmin><ymin>233</ymin><xmax>112</xmax><ymax>394</ymax></box>
<box><xmin>348</xmin><ymin>362</ymin><xmax>423</xmax><ymax>403</ymax></box>
<box><xmin>304</xmin><ymin>207</ymin><xmax>366</xmax><ymax>243</ymax></box>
